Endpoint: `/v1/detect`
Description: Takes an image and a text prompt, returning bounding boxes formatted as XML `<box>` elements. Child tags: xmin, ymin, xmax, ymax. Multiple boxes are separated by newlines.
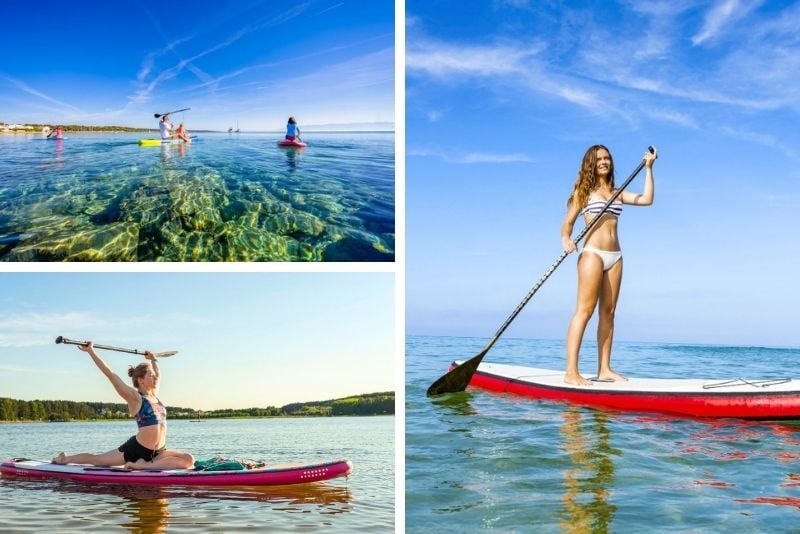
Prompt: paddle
<box><xmin>154</xmin><ymin>108</ymin><xmax>190</xmax><ymax>119</ymax></box>
<box><xmin>55</xmin><ymin>336</ymin><xmax>178</xmax><ymax>358</ymax></box>
<box><xmin>426</xmin><ymin>146</ymin><xmax>657</xmax><ymax>396</ymax></box>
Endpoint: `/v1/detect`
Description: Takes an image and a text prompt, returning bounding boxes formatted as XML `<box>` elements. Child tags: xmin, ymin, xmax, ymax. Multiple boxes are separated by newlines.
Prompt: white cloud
<box><xmin>720</xmin><ymin>126</ymin><xmax>799</xmax><ymax>159</ymax></box>
<box><xmin>459</xmin><ymin>152</ymin><xmax>533</xmax><ymax>163</ymax></box>
<box><xmin>0</xmin><ymin>312</ymin><xmax>102</xmax><ymax>347</ymax></box>
<box><xmin>407</xmin><ymin>39</ymin><xmax>542</xmax><ymax>77</ymax></box>
<box><xmin>692</xmin><ymin>0</ymin><xmax>763</xmax><ymax>45</ymax></box>
<box><xmin>0</xmin><ymin>312</ymin><xmax>159</xmax><ymax>348</ymax></box>
<box><xmin>131</xmin><ymin>4</ymin><xmax>312</xmax><ymax>105</ymax></box>
<box><xmin>408</xmin><ymin>147</ymin><xmax>533</xmax><ymax>164</ymax></box>
<box><xmin>650</xmin><ymin>109</ymin><xmax>700</xmax><ymax>129</ymax></box>
<box><xmin>2</xmin><ymin>76</ymin><xmax>82</xmax><ymax>114</ymax></box>
<box><xmin>427</xmin><ymin>110</ymin><xmax>443</xmax><ymax>122</ymax></box>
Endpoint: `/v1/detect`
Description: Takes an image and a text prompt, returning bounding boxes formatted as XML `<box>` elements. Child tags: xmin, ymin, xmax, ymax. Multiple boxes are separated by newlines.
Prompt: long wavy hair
<box><xmin>566</xmin><ymin>144</ymin><xmax>615</xmax><ymax>209</ymax></box>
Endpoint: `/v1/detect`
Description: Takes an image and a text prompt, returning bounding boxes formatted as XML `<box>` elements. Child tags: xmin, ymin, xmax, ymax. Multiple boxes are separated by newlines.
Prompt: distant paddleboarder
<box><xmin>285</xmin><ymin>116</ymin><xmax>301</xmax><ymax>142</ymax></box>
<box><xmin>47</xmin><ymin>126</ymin><xmax>64</xmax><ymax>139</ymax></box>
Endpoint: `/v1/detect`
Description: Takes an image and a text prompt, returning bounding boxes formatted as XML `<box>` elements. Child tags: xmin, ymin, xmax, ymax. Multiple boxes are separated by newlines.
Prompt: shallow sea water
<box><xmin>0</xmin><ymin>416</ymin><xmax>394</xmax><ymax>532</ymax></box>
<box><xmin>0</xmin><ymin>132</ymin><xmax>394</xmax><ymax>261</ymax></box>
<box><xmin>406</xmin><ymin>336</ymin><xmax>800</xmax><ymax>532</ymax></box>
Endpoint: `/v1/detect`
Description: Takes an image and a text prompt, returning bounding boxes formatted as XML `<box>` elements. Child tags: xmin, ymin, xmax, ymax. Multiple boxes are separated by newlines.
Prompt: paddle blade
<box><xmin>154</xmin><ymin>350</ymin><xmax>178</xmax><ymax>358</ymax></box>
<box><xmin>426</xmin><ymin>349</ymin><xmax>488</xmax><ymax>396</ymax></box>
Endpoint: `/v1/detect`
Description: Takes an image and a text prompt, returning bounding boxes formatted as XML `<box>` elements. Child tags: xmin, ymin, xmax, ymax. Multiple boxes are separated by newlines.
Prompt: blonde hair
<box><xmin>567</xmin><ymin>144</ymin><xmax>615</xmax><ymax>209</ymax></box>
<box><xmin>128</xmin><ymin>363</ymin><xmax>151</xmax><ymax>389</ymax></box>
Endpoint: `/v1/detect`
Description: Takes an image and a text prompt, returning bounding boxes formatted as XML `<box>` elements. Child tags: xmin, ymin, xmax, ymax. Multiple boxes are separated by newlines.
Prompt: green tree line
<box><xmin>0</xmin><ymin>392</ymin><xmax>394</xmax><ymax>422</ymax></box>
<box><xmin>12</xmin><ymin>123</ymin><xmax>152</xmax><ymax>132</ymax></box>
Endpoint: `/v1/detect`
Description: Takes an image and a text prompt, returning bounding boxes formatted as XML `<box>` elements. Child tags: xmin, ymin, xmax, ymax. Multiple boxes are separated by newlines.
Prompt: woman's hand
<box><xmin>644</xmin><ymin>148</ymin><xmax>657</xmax><ymax>169</ymax></box>
<box><xmin>562</xmin><ymin>238</ymin><xmax>577</xmax><ymax>254</ymax></box>
<box><xmin>77</xmin><ymin>341</ymin><xmax>94</xmax><ymax>353</ymax></box>
<box><xmin>144</xmin><ymin>351</ymin><xmax>156</xmax><ymax>361</ymax></box>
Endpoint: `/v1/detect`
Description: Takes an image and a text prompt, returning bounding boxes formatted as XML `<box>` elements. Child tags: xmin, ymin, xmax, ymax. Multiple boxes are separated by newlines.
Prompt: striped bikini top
<box><xmin>581</xmin><ymin>192</ymin><xmax>622</xmax><ymax>217</ymax></box>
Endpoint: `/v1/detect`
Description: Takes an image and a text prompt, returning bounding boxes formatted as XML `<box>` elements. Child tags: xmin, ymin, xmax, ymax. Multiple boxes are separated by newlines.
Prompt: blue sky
<box><xmin>407</xmin><ymin>1</ymin><xmax>800</xmax><ymax>347</ymax></box>
<box><xmin>1</xmin><ymin>0</ymin><xmax>394</xmax><ymax>130</ymax></box>
<box><xmin>0</xmin><ymin>273</ymin><xmax>394</xmax><ymax>409</ymax></box>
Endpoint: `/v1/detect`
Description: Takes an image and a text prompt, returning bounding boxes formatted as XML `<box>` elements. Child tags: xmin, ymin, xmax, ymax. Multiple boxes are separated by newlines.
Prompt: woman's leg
<box><xmin>52</xmin><ymin>448</ymin><xmax>125</xmax><ymax>466</ymax></box>
<box><xmin>565</xmin><ymin>252</ymin><xmax>603</xmax><ymax>385</ymax></box>
<box><xmin>125</xmin><ymin>449</ymin><xmax>195</xmax><ymax>470</ymax></box>
<box><xmin>597</xmin><ymin>258</ymin><xmax>626</xmax><ymax>381</ymax></box>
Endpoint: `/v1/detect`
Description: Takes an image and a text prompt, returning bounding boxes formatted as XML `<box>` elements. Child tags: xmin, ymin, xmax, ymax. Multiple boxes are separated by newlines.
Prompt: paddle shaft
<box><xmin>154</xmin><ymin>108</ymin><xmax>190</xmax><ymax>119</ymax></box>
<box><xmin>55</xmin><ymin>336</ymin><xmax>176</xmax><ymax>357</ymax></box>
<box><xmin>426</xmin><ymin>146</ymin><xmax>655</xmax><ymax>396</ymax></box>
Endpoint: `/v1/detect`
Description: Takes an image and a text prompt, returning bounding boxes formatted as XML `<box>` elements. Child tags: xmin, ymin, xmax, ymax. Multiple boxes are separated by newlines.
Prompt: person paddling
<box><xmin>560</xmin><ymin>145</ymin><xmax>656</xmax><ymax>386</ymax></box>
<box><xmin>159</xmin><ymin>114</ymin><xmax>174</xmax><ymax>140</ymax></box>
<box><xmin>47</xmin><ymin>126</ymin><xmax>64</xmax><ymax>140</ymax></box>
<box><xmin>285</xmin><ymin>116</ymin><xmax>301</xmax><ymax>142</ymax></box>
<box><xmin>52</xmin><ymin>341</ymin><xmax>195</xmax><ymax>470</ymax></box>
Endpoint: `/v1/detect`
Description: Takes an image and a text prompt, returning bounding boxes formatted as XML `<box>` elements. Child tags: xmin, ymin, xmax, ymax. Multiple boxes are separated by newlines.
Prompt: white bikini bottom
<box><xmin>581</xmin><ymin>246</ymin><xmax>622</xmax><ymax>271</ymax></box>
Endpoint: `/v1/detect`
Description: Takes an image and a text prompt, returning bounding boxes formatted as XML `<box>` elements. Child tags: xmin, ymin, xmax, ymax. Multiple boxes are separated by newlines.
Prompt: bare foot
<box><xmin>124</xmin><ymin>460</ymin><xmax>145</xmax><ymax>470</ymax></box>
<box><xmin>52</xmin><ymin>452</ymin><xmax>68</xmax><ymax>464</ymax></box>
<box><xmin>597</xmin><ymin>369</ymin><xmax>628</xmax><ymax>382</ymax></box>
<box><xmin>564</xmin><ymin>373</ymin><xmax>593</xmax><ymax>386</ymax></box>
<box><xmin>124</xmin><ymin>460</ymin><xmax>155</xmax><ymax>470</ymax></box>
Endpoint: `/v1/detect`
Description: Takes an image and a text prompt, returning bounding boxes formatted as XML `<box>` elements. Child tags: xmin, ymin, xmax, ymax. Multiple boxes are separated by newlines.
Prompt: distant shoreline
<box><xmin>0</xmin><ymin>413</ymin><xmax>395</xmax><ymax>423</ymax></box>
<box><xmin>1</xmin><ymin>129</ymin><xmax>395</xmax><ymax>135</ymax></box>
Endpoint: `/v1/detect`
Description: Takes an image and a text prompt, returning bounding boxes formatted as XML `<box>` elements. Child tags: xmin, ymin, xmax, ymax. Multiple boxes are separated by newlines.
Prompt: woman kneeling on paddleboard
<box><xmin>560</xmin><ymin>145</ymin><xmax>656</xmax><ymax>386</ymax></box>
<box><xmin>52</xmin><ymin>342</ymin><xmax>194</xmax><ymax>470</ymax></box>
<box><xmin>285</xmin><ymin>116</ymin><xmax>301</xmax><ymax>141</ymax></box>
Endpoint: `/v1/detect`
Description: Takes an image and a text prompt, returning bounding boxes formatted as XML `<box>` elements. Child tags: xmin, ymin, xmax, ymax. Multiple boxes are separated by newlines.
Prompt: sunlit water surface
<box><xmin>406</xmin><ymin>336</ymin><xmax>800</xmax><ymax>532</ymax></box>
<box><xmin>0</xmin><ymin>132</ymin><xmax>394</xmax><ymax>261</ymax></box>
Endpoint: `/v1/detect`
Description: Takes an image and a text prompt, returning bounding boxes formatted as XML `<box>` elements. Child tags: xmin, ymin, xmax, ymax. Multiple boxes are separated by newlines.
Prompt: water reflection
<box><xmin>430</xmin><ymin>391</ymin><xmax>478</xmax><ymax>417</ymax></box>
<box><xmin>559</xmin><ymin>408</ymin><xmax>618</xmax><ymax>533</ymax></box>
<box><xmin>283</xmin><ymin>147</ymin><xmax>302</xmax><ymax>171</ymax></box>
<box><xmin>54</xmin><ymin>139</ymin><xmax>64</xmax><ymax>162</ymax></box>
<box><xmin>159</xmin><ymin>142</ymin><xmax>188</xmax><ymax>163</ymax></box>
<box><xmin>3</xmin><ymin>478</ymin><xmax>353</xmax><ymax>532</ymax></box>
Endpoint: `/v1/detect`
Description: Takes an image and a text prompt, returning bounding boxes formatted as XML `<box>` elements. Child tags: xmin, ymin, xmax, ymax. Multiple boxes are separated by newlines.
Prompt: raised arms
<box><xmin>79</xmin><ymin>342</ymin><xmax>139</xmax><ymax>407</ymax></box>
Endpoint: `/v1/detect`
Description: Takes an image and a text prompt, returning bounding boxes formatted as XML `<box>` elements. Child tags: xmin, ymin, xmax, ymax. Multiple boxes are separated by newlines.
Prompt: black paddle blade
<box><xmin>426</xmin><ymin>349</ymin><xmax>488</xmax><ymax>396</ymax></box>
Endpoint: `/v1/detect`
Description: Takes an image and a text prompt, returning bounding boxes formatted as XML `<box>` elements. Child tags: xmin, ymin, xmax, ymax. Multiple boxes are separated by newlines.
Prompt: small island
<box><xmin>0</xmin><ymin>391</ymin><xmax>394</xmax><ymax>422</ymax></box>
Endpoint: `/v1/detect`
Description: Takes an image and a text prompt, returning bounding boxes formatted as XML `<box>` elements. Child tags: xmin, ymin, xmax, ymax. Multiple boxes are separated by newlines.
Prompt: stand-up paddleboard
<box><xmin>138</xmin><ymin>137</ymin><xmax>197</xmax><ymax>147</ymax></box>
<box><xmin>451</xmin><ymin>360</ymin><xmax>800</xmax><ymax>420</ymax></box>
<box><xmin>278</xmin><ymin>138</ymin><xmax>307</xmax><ymax>148</ymax></box>
<box><xmin>1</xmin><ymin>458</ymin><xmax>352</xmax><ymax>487</ymax></box>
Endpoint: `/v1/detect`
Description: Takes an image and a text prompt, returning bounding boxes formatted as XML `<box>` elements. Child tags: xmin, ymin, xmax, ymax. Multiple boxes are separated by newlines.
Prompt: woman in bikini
<box><xmin>560</xmin><ymin>145</ymin><xmax>656</xmax><ymax>386</ymax></box>
<box><xmin>52</xmin><ymin>341</ymin><xmax>194</xmax><ymax>470</ymax></box>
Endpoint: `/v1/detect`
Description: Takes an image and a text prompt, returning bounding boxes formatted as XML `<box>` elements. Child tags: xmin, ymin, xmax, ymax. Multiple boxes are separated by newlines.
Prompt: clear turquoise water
<box><xmin>0</xmin><ymin>132</ymin><xmax>394</xmax><ymax>261</ymax></box>
<box><xmin>406</xmin><ymin>335</ymin><xmax>800</xmax><ymax>532</ymax></box>
<box><xmin>0</xmin><ymin>416</ymin><xmax>394</xmax><ymax>532</ymax></box>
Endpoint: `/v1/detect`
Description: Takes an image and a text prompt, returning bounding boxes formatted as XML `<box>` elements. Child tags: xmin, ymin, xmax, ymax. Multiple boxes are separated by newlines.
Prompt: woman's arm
<box><xmin>561</xmin><ymin>198</ymin><xmax>581</xmax><ymax>253</ymax></box>
<box><xmin>621</xmin><ymin>149</ymin><xmax>656</xmax><ymax>206</ymax></box>
<box><xmin>79</xmin><ymin>343</ymin><xmax>139</xmax><ymax>405</ymax></box>
<box><xmin>145</xmin><ymin>351</ymin><xmax>161</xmax><ymax>394</ymax></box>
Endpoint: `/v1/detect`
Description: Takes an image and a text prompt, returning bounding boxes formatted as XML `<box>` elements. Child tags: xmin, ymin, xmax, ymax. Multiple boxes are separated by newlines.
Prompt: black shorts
<box><xmin>118</xmin><ymin>435</ymin><xmax>165</xmax><ymax>463</ymax></box>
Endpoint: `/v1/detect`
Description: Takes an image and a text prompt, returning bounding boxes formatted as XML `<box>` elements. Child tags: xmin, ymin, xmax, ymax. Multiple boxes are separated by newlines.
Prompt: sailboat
<box><xmin>235</xmin><ymin>120</ymin><xmax>240</xmax><ymax>133</ymax></box>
